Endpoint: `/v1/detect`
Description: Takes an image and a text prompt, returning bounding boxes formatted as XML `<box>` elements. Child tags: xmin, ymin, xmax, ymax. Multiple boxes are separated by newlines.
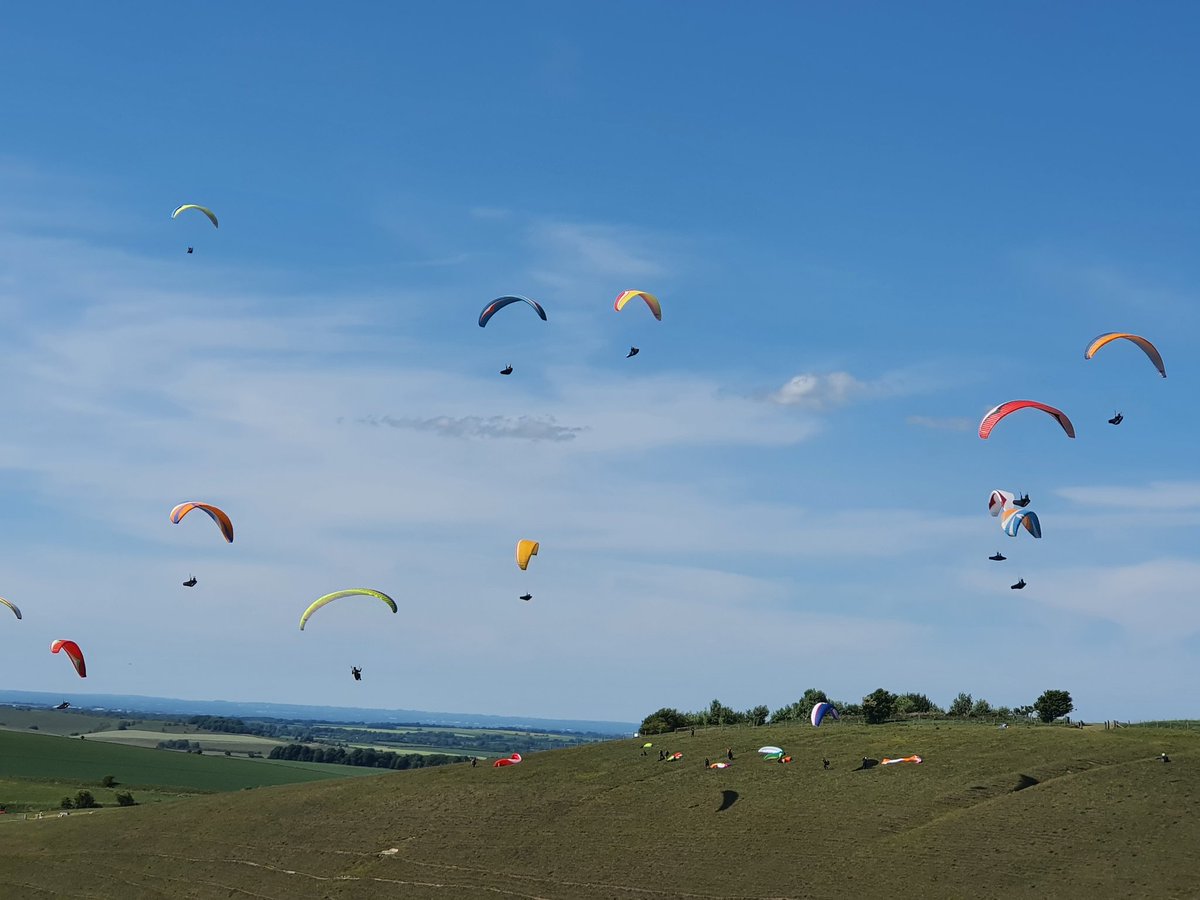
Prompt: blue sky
<box><xmin>1</xmin><ymin>4</ymin><xmax>1198</xmax><ymax>723</ymax></box>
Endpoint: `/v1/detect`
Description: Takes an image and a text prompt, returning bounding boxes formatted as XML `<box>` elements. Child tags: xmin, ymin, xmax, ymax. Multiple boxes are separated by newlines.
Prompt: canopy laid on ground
<box><xmin>758</xmin><ymin>746</ymin><xmax>784</xmax><ymax>755</ymax></box>
<box><xmin>881</xmin><ymin>755</ymin><xmax>923</xmax><ymax>765</ymax></box>
<box><xmin>493</xmin><ymin>753</ymin><xmax>523</xmax><ymax>767</ymax></box>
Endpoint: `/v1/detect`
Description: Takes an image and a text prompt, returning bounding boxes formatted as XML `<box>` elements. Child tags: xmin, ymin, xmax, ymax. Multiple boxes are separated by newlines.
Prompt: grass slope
<box><xmin>1</xmin><ymin>722</ymin><xmax>1196</xmax><ymax>899</ymax></box>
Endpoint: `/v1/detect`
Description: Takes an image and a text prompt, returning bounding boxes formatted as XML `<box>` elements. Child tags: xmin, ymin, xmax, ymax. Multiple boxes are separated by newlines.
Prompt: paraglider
<box><xmin>1002</xmin><ymin>507</ymin><xmax>1042</xmax><ymax>539</ymax></box>
<box><xmin>171</xmin><ymin>204</ymin><xmax>219</xmax><ymax>228</ymax></box>
<box><xmin>351</xmin><ymin>666</ymin><xmax>362</xmax><ymax>682</ymax></box>
<box><xmin>493</xmin><ymin>752</ymin><xmax>522</xmax><ymax>767</ymax></box>
<box><xmin>989</xmin><ymin>552</ymin><xmax>1007</xmax><ymax>562</ymax></box>
<box><xmin>626</xmin><ymin>346</ymin><xmax>639</xmax><ymax>358</ymax></box>
<box><xmin>299</xmin><ymin>589</ymin><xmax>398</xmax><ymax>631</ymax></box>
<box><xmin>978</xmin><ymin>401</ymin><xmax>1075</xmax><ymax>439</ymax></box>
<box><xmin>186</xmin><ymin>247</ymin><xmax>193</xmax><ymax>254</ymax></box>
<box><xmin>170</xmin><ymin>502</ymin><xmax>234</xmax><ymax>543</ymax></box>
<box><xmin>881</xmin><ymin>755</ymin><xmax>923</xmax><ymax>765</ymax></box>
<box><xmin>1084</xmin><ymin>333</ymin><xmax>1165</xmax><ymax>378</ymax></box>
<box><xmin>988</xmin><ymin>490</ymin><xmax>1015</xmax><ymax>516</ymax></box>
<box><xmin>50</xmin><ymin>640</ymin><xmax>86</xmax><ymax>678</ymax></box>
<box><xmin>1014</xmin><ymin>493</ymin><xmax>1031</xmax><ymax>508</ymax></box>
<box><xmin>182</xmin><ymin>575</ymin><xmax>197</xmax><ymax>588</ymax></box>
<box><xmin>478</xmin><ymin>296</ymin><xmax>547</xmax><ymax>328</ymax></box>
<box><xmin>758</xmin><ymin>746</ymin><xmax>784</xmax><ymax>755</ymax></box>
<box><xmin>0</xmin><ymin>597</ymin><xmax>21</xmax><ymax>620</ymax></box>
<box><xmin>500</xmin><ymin>365</ymin><xmax>513</xmax><ymax>375</ymax></box>
<box><xmin>519</xmin><ymin>593</ymin><xmax>532</xmax><ymax>602</ymax></box>
<box><xmin>53</xmin><ymin>701</ymin><xmax>70</xmax><ymax>710</ymax></box>
<box><xmin>1109</xmin><ymin>412</ymin><xmax>1124</xmax><ymax>425</ymax></box>
<box><xmin>811</xmin><ymin>702</ymin><xmax>839</xmax><ymax>727</ymax></box>
<box><xmin>613</xmin><ymin>290</ymin><xmax>662</xmax><ymax>321</ymax></box>
<box><xmin>516</xmin><ymin>539</ymin><xmax>539</xmax><ymax>570</ymax></box>
<box><xmin>1011</xmin><ymin>578</ymin><xmax>1027</xmax><ymax>590</ymax></box>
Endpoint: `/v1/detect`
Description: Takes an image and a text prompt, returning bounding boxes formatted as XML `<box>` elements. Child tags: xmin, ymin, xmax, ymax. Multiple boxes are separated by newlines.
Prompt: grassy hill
<box><xmin>1</xmin><ymin>721</ymin><xmax>1196</xmax><ymax>899</ymax></box>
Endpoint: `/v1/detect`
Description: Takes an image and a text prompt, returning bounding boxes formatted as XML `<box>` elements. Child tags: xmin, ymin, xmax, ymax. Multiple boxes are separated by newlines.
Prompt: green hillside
<box><xmin>1</xmin><ymin>721</ymin><xmax>1195</xmax><ymax>898</ymax></box>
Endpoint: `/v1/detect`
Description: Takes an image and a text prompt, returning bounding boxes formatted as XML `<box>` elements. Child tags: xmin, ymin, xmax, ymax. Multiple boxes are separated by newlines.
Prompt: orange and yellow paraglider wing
<box><xmin>170</xmin><ymin>502</ymin><xmax>234</xmax><ymax>543</ymax></box>
<box><xmin>1084</xmin><ymin>332</ymin><xmax>1165</xmax><ymax>377</ymax></box>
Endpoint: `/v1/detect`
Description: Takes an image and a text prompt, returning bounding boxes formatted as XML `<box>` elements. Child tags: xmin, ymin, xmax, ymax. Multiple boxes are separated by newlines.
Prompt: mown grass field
<box><xmin>0</xmin><ymin>729</ymin><xmax>393</xmax><ymax>813</ymax></box>
<box><xmin>2</xmin><ymin>721</ymin><xmax>1196</xmax><ymax>898</ymax></box>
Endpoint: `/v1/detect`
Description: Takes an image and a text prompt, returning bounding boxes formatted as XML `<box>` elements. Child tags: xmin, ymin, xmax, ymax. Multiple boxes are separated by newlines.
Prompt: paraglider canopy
<box><xmin>171</xmin><ymin>204</ymin><xmax>219</xmax><ymax>228</ymax></box>
<box><xmin>299</xmin><ymin>589</ymin><xmax>398</xmax><ymax>631</ymax></box>
<box><xmin>170</xmin><ymin>502</ymin><xmax>234</xmax><ymax>543</ymax></box>
<box><xmin>493</xmin><ymin>752</ymin><xmax>523</xmax><ymax>767</ymax></box>
<box><xmin>613</xmin><ymin>290</ymin><xmax>662</xmax><ymax>321</ymax></box>
<box><xmin>478</xmin><ymin>295</ymin><xmax>547</xmax><ymax>328</ymax></box>
<box><xmin>757</xmin><ymin>746</ymin><xmax>784</xmax><ymax>755</ymax></box>
<box><xmin>811</xmin><ymin>702</ymin><xmax>839</xmax><ymax>727</ymax></box>
<box><xmin>1085</xmin><ymin>332</ymin><xmax>1165</xmax><ymax>378</ymax></box>
<box><xmin>516</xmin><ymin>540</ymin><xmax>539</xmax><ymax>570</ymax></box>
<box><xmin>978</xmin><ymin>400</ymin><xmax>1075</xmax><ymax>439</ymax></box>
<box><xmin>50</xmin><ymin>639</ymin><xmax>86</xmax><ymax>678</ymax></box>
<box><xmin>0</xmin><ymin>597</ymin><xmax>21</xmax><ymax>620</ymax></box>
<box><xmin>1001</xmin><ymin>507</ymin><xmax>1042</xmax><ymax>539</ymax></box>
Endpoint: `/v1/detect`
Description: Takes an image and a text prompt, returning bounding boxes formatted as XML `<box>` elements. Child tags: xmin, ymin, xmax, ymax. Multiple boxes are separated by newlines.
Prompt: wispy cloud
<box><xmin>1027</xmin><ymin>559</ymin><xmax>1200</xmax><ymax>639</ymax></box>
<box><xmin>769</xmin><ymin>368</ymin><xmax>943</xmax><ymax>410</ymax></box>
<box><xmin>357</xmin><ymin>414</ymin><xmax>586</xmax><ymax>442</ymax></box>
<box><xmin>906</xmin><ymin>415</ymin><xmax>973</xmax><ymax>432</ymax></box>
<box><xmin>1057</xmin><ymin>481</ymin><xmax>1200</xmax><ymax>511</ymax></box>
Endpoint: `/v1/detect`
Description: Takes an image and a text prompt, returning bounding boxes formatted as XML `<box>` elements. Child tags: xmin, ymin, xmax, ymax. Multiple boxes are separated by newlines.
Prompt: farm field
<box><xmin>2</xmin><ymin>721</ymin><xmax>1196</xmax><ymax>898</ymax></box>
<box><xmin>86</xmin><ymin>729</ymin><xmax>285</xmax><ymax>753</ymax></box>
<box><xmin>0</xmin><ymin>729</ymin><xmax>397</xmax><ymax>814</ymax></box>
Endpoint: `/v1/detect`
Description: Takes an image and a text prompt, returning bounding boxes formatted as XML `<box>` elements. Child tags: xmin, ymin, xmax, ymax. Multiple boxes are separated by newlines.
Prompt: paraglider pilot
<box><xmin>1109</xmin><ymin>412</ymin><xmax>1124</xmax><ymax>425</ymax></box>
<box><xmin>183</xmin><ymin>575</ymin><xmax>197</xmax><ymax>587</ymax></box>
<box><xmin>1011</xmin><ymin>578</ymin><xmax>1027</xmax><ymax>590</ymax></box>
<box><xmin>626</xmin><ymin>346</ymin><xmax>639</xmax><ymax>358</ymax></box>
<box><xmin>351</xmin><ymin>666</ymin><xmax>362</xmax><ymax>681</ymax></box>
<box><xmin>823</xmin><ymin>758</ymin><xmax>830</xmax><ymax>770</ymax></box>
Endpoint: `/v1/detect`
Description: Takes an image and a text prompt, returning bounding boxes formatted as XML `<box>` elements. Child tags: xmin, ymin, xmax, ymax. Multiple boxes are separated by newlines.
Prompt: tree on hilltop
<box><xmin>1034</xmin><ymin>690</ymin><xmax>1073</xmax><ymax>723</ymax></box>
<box><xmin>861</xmin><ymin>688</ymin><xmax>897</xmax><ymax>725</ymax></box>
<box><xmin>948</xmin><ymin>692</ymin><xmax>972</xmax><ymax>717</ymax></box>
<box><xmin>639</xmin><ymin>707</ymin><xmax>689</xmax><ymax>735</ymax></box>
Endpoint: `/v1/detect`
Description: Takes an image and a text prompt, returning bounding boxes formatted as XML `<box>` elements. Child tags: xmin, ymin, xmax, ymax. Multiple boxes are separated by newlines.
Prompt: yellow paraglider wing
<box><xmin>0</xmin><ymin>597</ymin><xmax>21</xmax><ymax>620</ymax></box>
<box><xmin>613</xmin><ymin>290</ymin><xmax>662</xmax><ymax>321</ymax></box>
<box><xmin>516</xmin><ymin>539</ymin><xmax>540</xmax><ymax>570</ymax></box>
<box><xmin>299</xmin><ymin>589</ymin><xmax>398</xmax><ymax>631</ymax></box>
<box><xmin>171</xmin><ymin>204</ymin><xmax>219</xmax><ymax>228</ymax></box>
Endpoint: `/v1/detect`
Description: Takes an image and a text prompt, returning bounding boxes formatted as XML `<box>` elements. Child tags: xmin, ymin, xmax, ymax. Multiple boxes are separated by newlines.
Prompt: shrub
<box><xmin>115</xmin><ymin>792</ymin><xmax>136</xmax><ymax>807</ymax></box>
<box><xmin>101</xmin><ymin>775</ymin><xmax>117</xmax><ymax>788</ymax></box>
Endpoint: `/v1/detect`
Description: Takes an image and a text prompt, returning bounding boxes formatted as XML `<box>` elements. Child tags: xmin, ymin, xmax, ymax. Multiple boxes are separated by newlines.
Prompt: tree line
<box><xmin>267</xmin><ymin>743</ymin><xmax>463</xmax><ymax>770</ymax></box>
<box><xmin>639</xmin><ymin>688</ymin><xmax>1074</xmax><ymax>734</ymax></box>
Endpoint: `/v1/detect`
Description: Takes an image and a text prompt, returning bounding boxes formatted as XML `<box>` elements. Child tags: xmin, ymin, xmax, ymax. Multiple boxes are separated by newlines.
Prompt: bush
<box><xmin>1034</xmin><ymin>689</ymin><xmax>1074</xmax><ymax>723</ymax></box>
<box><xmin>74</xmin><ymin>791</ymin><xmax>99</xmax><ymax>809</ymax></box>
<box><xmin>861</xmin><ymin>688</ymin><xmax>897</xmax><ymax>725</ymax></box>
<box><xmin>60</xmin><ymin>797</ymin><xmax>74</xmax><ymax>809</ymax></box>
<box><xmin>101</xmin><ymin>775</ymin><xmax>117</xmax><ymax>788</ymax></box>
<box><xmin>115</xmin><ymin>792</ymin><xmax>135</xmax><ymax>807</ymax></box>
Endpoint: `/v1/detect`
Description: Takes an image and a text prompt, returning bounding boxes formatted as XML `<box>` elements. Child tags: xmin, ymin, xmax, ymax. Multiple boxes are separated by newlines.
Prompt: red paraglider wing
<box><xmin>50</xmin><ymin>639</ymin><xmax>86</xmax><ymax>678</ymax></box>
<box><xmin>978</xmin><ymin>400</ymin><xmax>1075</xmax><ymax>440</ymax></box>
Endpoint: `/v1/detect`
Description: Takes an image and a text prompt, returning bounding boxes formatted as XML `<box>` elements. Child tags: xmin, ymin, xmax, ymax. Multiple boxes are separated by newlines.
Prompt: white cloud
<box><xmin>906</xmin><ymin>415</ymin><xmax>973</xmax><ymax>432</ymax></box>
<box><xmin>358</xmin><ymin>414</ymin><xmax>586</xmax><ymax>442</ymax></box>
<box><xmin>1057</xmin><ymin>481</ymin><xmax>1200</xmax><ymax>511</ymax></box>
<box><xmin>770</xmin><ymin>371</ymin><xmax>865</xmax><ymax>409</ymax></box>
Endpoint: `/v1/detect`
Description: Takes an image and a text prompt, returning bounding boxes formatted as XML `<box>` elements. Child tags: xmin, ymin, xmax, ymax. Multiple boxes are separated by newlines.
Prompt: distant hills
<box><xmin>0</xmin><ymin>689</ymin><xmax>636</xmax><ymax>734</ymax></box>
